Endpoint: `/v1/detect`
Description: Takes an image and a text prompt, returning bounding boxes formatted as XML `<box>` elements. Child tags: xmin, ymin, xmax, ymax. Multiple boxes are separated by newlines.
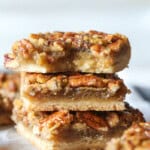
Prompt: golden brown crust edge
<box><xmin>22</xmin><ymin>96</ymin><xmax>126</xmax><ymax>111</ymax></box>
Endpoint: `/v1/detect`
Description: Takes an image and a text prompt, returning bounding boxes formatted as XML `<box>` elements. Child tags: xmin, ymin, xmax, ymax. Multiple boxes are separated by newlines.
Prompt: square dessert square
<box><xmin>12</xmin><ymin>100</ymin><xmax>144</xmax><ymax>150</ymax></box>
<box><xmin>4</xmin><ymin>31</ymin><xmax>130</xmax><ymax>73</ymax></box>
<box><xmin>21</xmin><ymin>73</ymin><xmax>129</xmax><ymax>111</ymax></box>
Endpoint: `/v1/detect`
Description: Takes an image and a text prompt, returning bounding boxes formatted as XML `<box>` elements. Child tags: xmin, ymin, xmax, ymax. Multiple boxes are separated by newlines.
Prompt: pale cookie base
<box><xmin>5</xmin><ymin>61</ymin><xmax>48</xmax><ymax>73</ymax></box>
<box><xmin>22</xmin><ymin>96</ymin><xmax>125</xmax><ymax>111</ymax></box>
<box><xmin>16</xmin><ymin>123</ymin><xmax>109</xmax><ymax>150</ymax></box>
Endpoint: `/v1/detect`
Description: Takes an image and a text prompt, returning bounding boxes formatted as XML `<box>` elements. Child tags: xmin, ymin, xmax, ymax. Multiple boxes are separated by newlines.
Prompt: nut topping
<box><xmin>106</xmin><ymin>112</ymin><xmax>119</xmax><ymax>127</ymax></box>
<box><xmin>13</xmin><ymin>39</ymin><xmax>35</xmax><ymax>59</ymax></box>
<box><xmin>106</xmin><ymin>122</ymin><xmax>150</xmax><ymax>150</ymax></box>
<box><xmin>90</xmin><ymin>44</ymin><xmax>103</xmax><ymax>55</ymax></box>
<box><xmin>76</xmin><ymin>112</ymin><xmax>109</xmax><ymax>132</ymax></box>
<box><xmin>40</xmin><ymin>111</ymin><xmax>73</xmax><ymax>128</ymax></box>
<box><xmin>69</xmin><ymin>75</ymin><xmax>106</xmax><ymax>88</ymax></box>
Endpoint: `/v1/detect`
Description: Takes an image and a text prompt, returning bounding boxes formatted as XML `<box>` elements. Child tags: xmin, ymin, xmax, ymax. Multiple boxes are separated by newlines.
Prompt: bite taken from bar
<box><xmin>4</xmin><ymin>30</ymin><xmax>130</xmax><ymax>73</ymax></box>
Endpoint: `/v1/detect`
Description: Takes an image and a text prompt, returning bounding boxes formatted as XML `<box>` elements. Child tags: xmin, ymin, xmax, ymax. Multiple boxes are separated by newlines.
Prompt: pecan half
<box><xmin>76</xmin><ymin>112</ymin><xmax>109</xmax><ymax>132</ymax></box>
<box><xmin>69</xmin><ymin>75</ymin><xmax>106</xmax><ymax>88</ymax></box>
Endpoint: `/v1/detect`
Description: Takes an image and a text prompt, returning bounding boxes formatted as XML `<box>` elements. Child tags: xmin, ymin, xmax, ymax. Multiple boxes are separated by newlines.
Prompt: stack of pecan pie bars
<box><xmin>4</xmin><ymin>31</ymin><xmax>145</xmax><ymax>150</ymax></box>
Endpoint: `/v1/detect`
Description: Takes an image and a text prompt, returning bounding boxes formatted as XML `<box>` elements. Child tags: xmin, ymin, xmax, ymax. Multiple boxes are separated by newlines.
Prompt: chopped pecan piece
<box><xmin>40</xmin><ymin>111</ymin><xmax>73</xmax><ymax>129</ymax></box>
<box><xmin>69</xmin><ymin>75</ymin><xmax>106</xmax><ymax>88</ymax></box>
<box><xmin>106</xmin><ymin>112</ymin><xmax>119</xmax><ymax>127</ymax></box>
<box><xmin>50</xmin><ymin>41</ymin><xmax>64</xmax><ymax>52</ymax></box>
<box><xmin>90</xmin><ymin>44</ymin><xmax>102</xmax><ymax>53</ymax></box>
<box><xmin>36</xmin><ymin>74</ymin><xmax>51</xmax><ymax>84</ymax></box>
<box><xmin>12</xmin><ymin>39</ymin><xmax>35</xmax><ymax>58</ymax></box>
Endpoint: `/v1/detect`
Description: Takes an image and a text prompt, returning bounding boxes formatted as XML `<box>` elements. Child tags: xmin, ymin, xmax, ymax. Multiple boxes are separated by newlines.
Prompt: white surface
<box><xmin>0</xmin><ymin>127</ymin><xmax>35</xmax><ymax>150</ymax></box>
<box><xmin>119</xmin><ymin>68</ymin><xmax>150</xmax><ymax>121</ymax></box>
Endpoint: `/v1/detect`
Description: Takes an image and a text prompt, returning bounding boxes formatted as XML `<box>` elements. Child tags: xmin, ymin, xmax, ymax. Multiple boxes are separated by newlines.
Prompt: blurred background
<box><xmin>0</xmin><ymin>0</ymin><xmax>150</xmax><ymax>116</ymax></box>
<box><xmin>0</xmin><ymin>0</ymin><xmax>150</xmax><ymax>70</ymax></box>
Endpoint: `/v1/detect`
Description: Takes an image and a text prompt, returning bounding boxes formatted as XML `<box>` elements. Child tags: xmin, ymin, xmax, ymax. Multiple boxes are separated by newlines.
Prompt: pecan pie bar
<box><xmin>4</xmin><ymin>30</ymin><xmax>130</xmax><ymax>73</ymax></box>
<box><xmin>106</xmin><ymin>122</ymin><xmax>150</xmax><ymax>150</ymax></box>
<box><xmin>21</xmin><ymin>73</ymin><xmax>129</xmax><ymax>111</ymax></box>
<box><xmin>0</xmin><ymin>73</ymin><xmax>19</xmax><ymax>125</ymax></box>
<box><xmin>12</xmin><ymin>100</ymin><xmax>144</xmax><ymax>150</ymax></box>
